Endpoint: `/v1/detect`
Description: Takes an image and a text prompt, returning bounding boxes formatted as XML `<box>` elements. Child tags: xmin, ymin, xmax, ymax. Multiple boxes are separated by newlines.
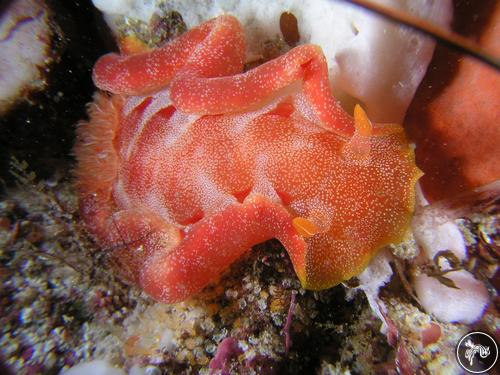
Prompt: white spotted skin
<box><xmin>76</xmin><ymin>15</ymin><xmax>420</xmax><ymax>302</ymax></box>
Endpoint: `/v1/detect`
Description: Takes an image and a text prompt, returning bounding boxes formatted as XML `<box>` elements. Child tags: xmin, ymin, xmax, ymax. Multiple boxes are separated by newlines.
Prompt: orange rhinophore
<box><xmin>75</xmin><ymin>15</ymin><xmax>420</xmax><ymax>303</ymax></box>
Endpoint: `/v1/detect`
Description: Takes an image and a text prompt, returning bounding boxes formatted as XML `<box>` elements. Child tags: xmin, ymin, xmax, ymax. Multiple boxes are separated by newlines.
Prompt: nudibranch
<box><xmin>75</xmin><ymin>15</ymin><xmax>420</xmax><ymax>303</ymax></box>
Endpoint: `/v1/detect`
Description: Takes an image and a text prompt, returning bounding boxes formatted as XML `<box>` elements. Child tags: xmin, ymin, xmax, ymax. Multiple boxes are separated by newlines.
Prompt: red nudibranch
<box><xmin>75</xmin><ymin>15</ymin><xmax>420</xmax><ymax>303</ymax></box>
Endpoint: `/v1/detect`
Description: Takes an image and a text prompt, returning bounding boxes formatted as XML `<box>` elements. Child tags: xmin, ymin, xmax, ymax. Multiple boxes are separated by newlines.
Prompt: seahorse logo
<box><xmin>464</xmin><ymin>339</ymin><xmax>490</xmax><ymax>366</ymax></box>
<box><xmin>456</xmin><ymin>332</ymin><xmax>498</xmax><ymax>374</ymax></box>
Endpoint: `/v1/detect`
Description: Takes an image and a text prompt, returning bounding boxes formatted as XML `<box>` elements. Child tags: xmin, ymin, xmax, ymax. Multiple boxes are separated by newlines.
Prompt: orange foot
<box><xmin>75</xmin><ymin>15</ymin><xmax>420</xmax><ymax>303</ymax></box>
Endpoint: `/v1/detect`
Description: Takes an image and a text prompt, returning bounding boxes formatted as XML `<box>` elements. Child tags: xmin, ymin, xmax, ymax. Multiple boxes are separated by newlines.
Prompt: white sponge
<box><xmin>90</xmin><ymin>0</ymin><xmax>453</xmax><ymax>123</ymax></box>
<box><xmin>413</xmin><ymin>270</ymin><xmax>489</xmax><ymax>324</ymax></box>
<box><xmin>60</xmin><ymin>360</ymin><xmax>126</xmax><ymax>375</ymax></box>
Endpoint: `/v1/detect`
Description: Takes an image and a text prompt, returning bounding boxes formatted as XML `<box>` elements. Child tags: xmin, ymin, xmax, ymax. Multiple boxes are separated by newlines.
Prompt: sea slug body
<box><xmin>75</xmin><ymin>15</ymin><xmax>420</xmax><ymax>303</ymax></box>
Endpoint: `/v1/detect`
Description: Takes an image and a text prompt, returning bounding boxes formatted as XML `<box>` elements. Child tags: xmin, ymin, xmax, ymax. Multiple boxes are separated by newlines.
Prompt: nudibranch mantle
<box><xmin>75</xmin><ymin>15</ymin><xmax>420</xmax><ymax>303</ymax></box>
